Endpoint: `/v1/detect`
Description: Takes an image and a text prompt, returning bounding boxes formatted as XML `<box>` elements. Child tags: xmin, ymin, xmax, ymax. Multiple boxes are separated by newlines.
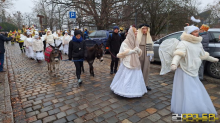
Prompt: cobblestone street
<box><xmin>2</xmin><ymin>43</ymin><xmax>220</xmax><ymax>123</ymax></box>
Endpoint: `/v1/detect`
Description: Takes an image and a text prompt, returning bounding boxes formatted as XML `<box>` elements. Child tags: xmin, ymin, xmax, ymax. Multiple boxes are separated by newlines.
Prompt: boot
<box><xmin>78</xmin><ymin>79</ymin><xmax>82</xmax><ymax>85</ymax></box>
<box><xmin>114</xmin><ymin>69</ymin><xmax>117</xmax><ymax>74</ymax></box>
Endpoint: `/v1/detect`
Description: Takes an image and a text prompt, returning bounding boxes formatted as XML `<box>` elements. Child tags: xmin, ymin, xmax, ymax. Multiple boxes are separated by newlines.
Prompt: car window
<box><xmin>160</xmin><ymin>33</ymin><xmax>182</xmax><ymax>44</ymax></box>
<box><xmin>89</xmin><ymin>31</ymin><xmax>96</xmax><ymax>37</ymax></box>
<box><xmin>210</xmin><ymin>32</ymin><xmax>220</xmax><ymax>43</ymax></box>
<box><xmin>95</xmin><ymin>31</ymin><xmax>106</xmax><ymax>38</ymax></box>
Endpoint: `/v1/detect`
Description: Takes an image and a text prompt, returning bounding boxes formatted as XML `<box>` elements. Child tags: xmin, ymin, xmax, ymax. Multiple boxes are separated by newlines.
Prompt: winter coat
<box><xmin>106</xmin><ymin>32</ymin><xmax>122</xmax><ymax>54</ymax></box>
<box><xmin>200</xmin><ymin>32</ymin><xmax>209</xmax><ymax>51</ymax></box>
<box><xmin>171</xmin><ymin>32</ymin><xmax>217</xmax><ymax>77</ymax></box>
<box><xmin>32</xmin><ymin>39</ymin><xmax>44</xmax><ymax>51</ymax></box>
<box><xmin>0</xmin><ymin>34</ymin><xmax>12</xmax><ymax>54</ymax></box>
<box><xmin>68</xmin><ymin>37</ymin><xmax>86</xmax><ymax>59</ymax></box>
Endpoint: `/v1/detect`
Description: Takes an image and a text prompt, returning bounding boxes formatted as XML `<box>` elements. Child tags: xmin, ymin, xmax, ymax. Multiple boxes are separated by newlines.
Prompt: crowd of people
<box><xmin>0</xmin><ymin>23</ymin><xmax>218</xmax><ymax>117</ymax></box>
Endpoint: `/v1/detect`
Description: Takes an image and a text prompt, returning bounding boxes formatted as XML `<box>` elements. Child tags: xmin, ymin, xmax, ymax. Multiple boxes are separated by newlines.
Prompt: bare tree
<box><xmin>45</xmin><ymin>0</ymin><xmax>138</xmax><ymax>30</ymax></box>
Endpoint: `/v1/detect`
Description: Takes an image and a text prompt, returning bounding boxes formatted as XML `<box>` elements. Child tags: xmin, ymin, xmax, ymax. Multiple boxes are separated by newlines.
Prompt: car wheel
<box><xmin>206</xmin><ymin>61</ymin><xmax>220</xmax><ymax>79</ymax></box>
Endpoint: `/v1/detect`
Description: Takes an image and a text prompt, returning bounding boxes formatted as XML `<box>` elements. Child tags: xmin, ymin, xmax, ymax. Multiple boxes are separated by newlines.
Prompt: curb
<box><xmin>4</xmin><ymin>53</ymin><xmax>14</xmax><ymax>123</ymax></box>
<box><xmin>6</xmin><ymin>45</ymin><xmax>26</xmax><ymax>123</ymax></box>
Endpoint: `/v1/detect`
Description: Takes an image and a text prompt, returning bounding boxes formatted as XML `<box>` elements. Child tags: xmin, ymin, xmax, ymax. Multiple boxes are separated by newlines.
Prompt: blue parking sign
<box><xmin>69</xmin><ymin>12</ymin><xmax>76</xmax><ymax>19</ymax></box>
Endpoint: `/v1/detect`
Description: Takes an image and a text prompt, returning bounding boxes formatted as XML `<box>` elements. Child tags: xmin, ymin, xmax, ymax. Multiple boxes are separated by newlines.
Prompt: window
<box><xmin>159</xmin><ymin>32</ymin><xmax>182</xmax><ymax>44</ymax></box>
<box><xmin>210</xmin><ymin>32</ymin><xmax>220</xmax><ymax>43</ymax></box>
<box><xmin>95</xmin><ymin>31</ymin><xmax>106</xmax><ymax>38</ymax></box>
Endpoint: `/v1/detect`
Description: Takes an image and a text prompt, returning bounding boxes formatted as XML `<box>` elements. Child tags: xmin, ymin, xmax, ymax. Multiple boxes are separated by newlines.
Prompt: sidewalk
<box><xmin>0</xmin><ymin>52</ymin><xmax>13</xmax><ymax>123</ymax></box>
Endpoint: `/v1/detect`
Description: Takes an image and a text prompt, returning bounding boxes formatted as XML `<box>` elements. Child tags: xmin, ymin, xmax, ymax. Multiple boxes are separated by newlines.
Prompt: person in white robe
<box><xmin>62</xmin><ymin>31</ymin><xmax>71</xmax><ymax>55</ymax></box>
<box><xmin>110</xmin><ymin>27</ymin><xmax>147</xmax><ymax>98</ymax></box>
<box><xmin>160</xmin><ymin>25</ymin><xmax>218</xmax><ymax>116</ymax></box>
<box><xmin>44</xmin><ymin>30</ymin><xmax>57</xmax><ymax>47</ymax></box>
<box><xmin>54</xmin><ymin>30</ymin><xmax>63</xmax><ymax>51</ymax></box>
<box><xmin>32</xmin><ymin>32</ymin><xmax>44</xmax><ymax>62</ymax></box>
<box><xmin>26</xmin><ymin>32</ymin><xmax>35</xmax><ymax>59</ymax></box>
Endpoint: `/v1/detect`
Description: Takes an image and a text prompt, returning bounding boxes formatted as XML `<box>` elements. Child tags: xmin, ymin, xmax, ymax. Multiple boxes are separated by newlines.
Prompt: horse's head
<box><xmin>94</xmin><ymin>43</ymin><xmax>104</xmax><ymax>62</ymax></box>
<box><xmin>49</xmin><ymin>43</ymin><xmax>62</xmax><ymax>63</ymax></box>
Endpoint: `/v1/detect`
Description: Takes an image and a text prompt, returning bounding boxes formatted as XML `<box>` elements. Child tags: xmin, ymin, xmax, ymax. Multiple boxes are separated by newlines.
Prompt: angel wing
<box><xmin>159</xmin><ymin>38</ymin><xmax>180</xmax><ymax>75</ymax></box>
<box><xmin>20</xmin><ymin>34</ymin><xmax>26</xmax><ymax>40</ymax></box>
<box><xmin>191</xmin><ymin>16</ymin><xmax>201</xmax><ymax>23</ymax></box>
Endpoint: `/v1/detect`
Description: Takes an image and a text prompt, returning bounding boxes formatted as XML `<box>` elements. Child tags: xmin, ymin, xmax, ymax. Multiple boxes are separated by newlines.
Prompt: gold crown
<box><xmin>200</xmin><ymin>24</ymin><xmax>210</xmax><ymax>32</ymax></box>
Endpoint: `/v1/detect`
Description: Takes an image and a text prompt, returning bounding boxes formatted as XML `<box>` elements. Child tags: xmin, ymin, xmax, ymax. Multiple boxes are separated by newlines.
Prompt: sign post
<box><xmin>69</xmin><ymin>12</ymin><xmax>76</xmax><ymax>30</ymax></box>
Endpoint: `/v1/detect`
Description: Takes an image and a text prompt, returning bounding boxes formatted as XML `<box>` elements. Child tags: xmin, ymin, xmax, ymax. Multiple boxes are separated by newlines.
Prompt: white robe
<box><xmin>171</xmin><ymin>68</ymin><xmax>217</xmax><ymax>116</ymax></box>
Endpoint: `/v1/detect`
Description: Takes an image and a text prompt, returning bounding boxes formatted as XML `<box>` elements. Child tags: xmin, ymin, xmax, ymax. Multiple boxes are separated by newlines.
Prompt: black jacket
<box><xmin>106</xmin><ymin>32</ymin><xmax>122</xmax><ymax>54</ymax></box>
<box><xmin>200</xmin><ymin>32</ymin><xmax>209</xmax><ymax>51</ymax></box>
<box><xmin>0</xmin><ymin>34</ymin><xmax>13</xmax><ymax>54</ymax></box>
<box><xmin>68</xmin><ymin>40</ymin><xmax>86</xmax><ymax>60</ymax></box>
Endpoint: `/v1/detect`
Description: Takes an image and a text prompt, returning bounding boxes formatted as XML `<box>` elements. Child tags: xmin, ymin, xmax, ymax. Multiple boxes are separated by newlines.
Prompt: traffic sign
<box><xmin>69</xmin><ymin>12</ymin><xmax>76</xmax><ymax>19</ymax></box>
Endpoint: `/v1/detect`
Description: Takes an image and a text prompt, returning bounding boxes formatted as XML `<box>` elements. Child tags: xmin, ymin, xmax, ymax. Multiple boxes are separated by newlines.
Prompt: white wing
<box><xmin>191</xmin><ymin>16</ymin><xmax>201</xmax><ymax>23</ymax></box>
<box><xmin>159</xmin><ymin>38</ymin><xmax>180</xmax><ymax>75</ymax></box>
<box><xmin>20</xmin><ymin>34</ymin><xmax>26</xmax><ymax>40</ymax></box>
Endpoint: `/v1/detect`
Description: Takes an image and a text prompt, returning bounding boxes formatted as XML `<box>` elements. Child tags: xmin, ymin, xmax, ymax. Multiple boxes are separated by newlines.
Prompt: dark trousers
<box><xmin>43</xmin><ymin>41</ymin><xmax>46</xmax><ymax>51</ymax></box>
<box><xmin>74</xmin><ymin>61</ymin><xmax>83</xmax><ymax>79</ymax></box>
<box><xmin>0</xmin><ymin>53</ymin><xmax>4</xmax><ymax>71</ymax></box>
<box><xmin>110</xmin><ymin>52</ymin><xmax>119</xmax><ymax>71</ymax></box>
<box><xmin>19</xmin><ymin>43</ymin><xmax>25</xmax><ymax>53</ymax></box>
<box><xmin>199</xmin><ymin>61</ymin><xmax>206</xmax><ymax>80</ymax></box>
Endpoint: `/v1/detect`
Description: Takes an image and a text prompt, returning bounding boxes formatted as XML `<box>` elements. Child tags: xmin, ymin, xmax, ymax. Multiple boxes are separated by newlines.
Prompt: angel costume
<box><xmin>63</xmin><ymin>32</ymin><xmax>71</xmax><ymax>54</ymax></box>
<box><xmin>159</xmin><ymin>26</ymin><xmax>218</xmax><ymax>116</ymax></box>
<box><xmin>32</xmin><ymin>35</ymin><xmax>44</xmax><ymax>61</ymax></box>
<box><xmin>110</xmin><ymin>27</ymin><xmax>147</xmax><ymax>98</ymax></box>
<box><xmin>44</xmin><ymin>30</ymin><xmax>56</xmax><ymax>47</ymax></box>
<box><xmin>26</xmin><ymin>37</ymin><xmax>35</xmax><ymax>59</ymax></box>
<box><xmin>55</xmin><ymin>35</ymin><xmax>63</xmax><ymax>51</ymax></box>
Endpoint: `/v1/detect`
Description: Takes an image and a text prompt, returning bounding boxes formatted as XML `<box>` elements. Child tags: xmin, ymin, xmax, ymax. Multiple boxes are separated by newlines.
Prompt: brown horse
<box><xmin>84</xmin><ymin>44</ymin><xmax>104</xmax><ymax>76</ymax></box>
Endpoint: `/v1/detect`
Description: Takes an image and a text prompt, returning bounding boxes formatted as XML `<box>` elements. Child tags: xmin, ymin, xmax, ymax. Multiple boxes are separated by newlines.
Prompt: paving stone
<box><xmin>94</xmin><ymin>110</ymin><xmax>104</xmax><ymax>116</ymax></box>
<box><xmin>126</xmin><ymin>109</ymin><xmax>135</xmax><ymax>116</ymax></box>
<box><xmin>53</xmin><ymin>118</ymin><xmax>67</xmax><ymax>123</ymax></box>
<box><xmin>121</xmin><ymin>119</ymin><xmax>132</xmax><ymax>123</ymax></box>
<box><xmin>40</xmin><ymin>106</ymin><xmax>53</xmax><ymax>112</ymax></box>
<box><xmin>158</xmin><ymin>109</ymin><xmax>171</xmax><ymax>116</ymax></box>
<box><xmin>105</xmin><ymin>116</ymin><xmax>118</xmax><ymax>123</ymax></box>
<box><xmin>43</xmin><ymin>115</ymin><xmax>56</xmax><ymax>123</ymax></box>
<box><xmin>132</xmin><ymin>105</ymin><xmax>145</xmax><ymax>112</ymax></box>
<box><xmin>60</xmin><ymin>105</ymin><xmax>71</xmax><ymax>111</ymax></box>
<box><xmin>54</xmin><ymin>102</ymin><xmax>65</xmax><ymax>108</ymax></box>
<box><xmin>146</xmin><ymin>108</ymin><xmax>157</xmax><ymax>114</ymax></box>
<box><xmin>137</xmin><ymin>111</ymin><xmax>149</xmax><ymax>118</ymax></box>
<box><xmin>26</xmin><ymin>115</ymin><xmax>37</xmax><ymax>122</ymax></box>
<box><xmin>74</xmin><ymin>118</ymin><xmax>84</xmax><ymax>123</ymax></box>
<box><xmin>102</xmin><ymin>106</ymin><xmax>112</xmax><ymax>112</ymax></box>
<box><xmin>66</xmin><ymin>114</ymin><xmax>78</xmax><ymax>121</ymax></box>
<box><xmin>113</xmin><ymin>107</ymin><xmax>126</xmax><ymax>114</ymax></box>
<box><xmin>33</xmin><ymin>105</ymin><xmax>42</xmax><ymax>110</ymax></box>
<box><xmin>154</xmin><ymin>103</ymin><xmax>167</xmax><ymax>110</ymax></box>
<box><xmin>93</xmin><ymin>116</ymin><xmax>105</xmax><ymax>123</ymax></box>
<box><xmin>116</xmin><ymin>113</ymin><xmax>129</xmax><ymax>121</ymax></box>
<box><xmin>48</xmin><ymin>108</ymin><xmax>61</xmax><ymax>115</ymax></box>
<box><xmin>109</xmin><ymin>103</ymin><xmax>120</xmax><ymax>109</ymax></box>
<box><xmin>78</xmin><ymin>104</ymin><xmax>89</xmax><ymax>110</ymax></box>
<box><xmin>32</xmin><ymin>120</ymin><xmax>43</xmax><ymax>123</ymax></box>
<box><xmin>56</xmin><ymin>112</ymin><xmax>66</xmax><ymax>119</ymax></box>
<box><xmin>76</xmin><ymin>110</ymin><xmax>88</xmax><ymax>117</ymax></box>
<box><xmin>147</xmin><ymin>113</ymin><xmax>161</xmax><ymax>122</ymax></box>
<box><xmin>66</xmin><ymin>108</ymin><xmax>77</xmax><ymax>115</ymax></box>
<box><xmin>25</xmin><ymin>107</ymin><xmax>33</xmax><ymax>113</ymax></box>
<box><xmin>43</xmin><ymin>101</ymin><xmax>52</xmax><ymax>107</ymax></box>
<box><xmin>86</xmin><ymin>106</ymin><xmax>100</xmax><ymax>113</ymax></box>
<box><xmin>102</xmin><ymin>111</ymin><xmax>116</xmax><ymax>119</ymax></box>
<box><xmin>84</xmin><ymin>113</ymin><xmax>95</xmax><ymax>120</ymax></box>
<box><xmin>37</xmin><ymin>112</ymin><xmax>48</xmax><ymax>119</ymax></box>
<box><xmin>26</xmin><ymin>111</ymin><xmax>40</xmax><ymax>118</ymax></box>
<box><xmin>137</xmin><ymin>117</ymin><xmax>153</xmax><ymax>123</ymax></box>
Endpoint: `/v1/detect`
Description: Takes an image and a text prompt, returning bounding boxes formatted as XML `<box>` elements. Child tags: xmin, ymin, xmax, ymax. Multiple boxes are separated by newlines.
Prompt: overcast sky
<box><xmin>8</xmin><ymin>0</ymin><xmax>217</xmax><ymax>14</ymax></box>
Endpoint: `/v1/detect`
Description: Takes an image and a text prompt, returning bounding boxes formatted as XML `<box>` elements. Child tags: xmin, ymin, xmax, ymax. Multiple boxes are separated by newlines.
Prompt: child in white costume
<box><xmin>62</xmin><ymin>31</ymin><xmax>71</xmax><ymax>55</ymax></box>
<box><xmin>32</xmin><ymin>33</ymin><xmax>44</xmax><ymax>62</ymax></box>
<box><xmin>26</xmin><ymin>32</ymin><xmax>35</xmax><ymax>59</ymax></box>
<box><xmin>160</xmin><ymin>25</ymin><xmax>218</xmax><ymax>116</ymax></box>
<box><xmin>44</xmin><ymin>30</ymin><xmax>57</xmax><ymax>47</ymax></box>
<box><xmin>54</xmin><ymin>30</ymin><xmax>63</xmax><ymax>51</ymax></box>
<box><xmin>110</xmin><ymin>27</ymin><xmax>147</xmax><ymax>98</ymax></box>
